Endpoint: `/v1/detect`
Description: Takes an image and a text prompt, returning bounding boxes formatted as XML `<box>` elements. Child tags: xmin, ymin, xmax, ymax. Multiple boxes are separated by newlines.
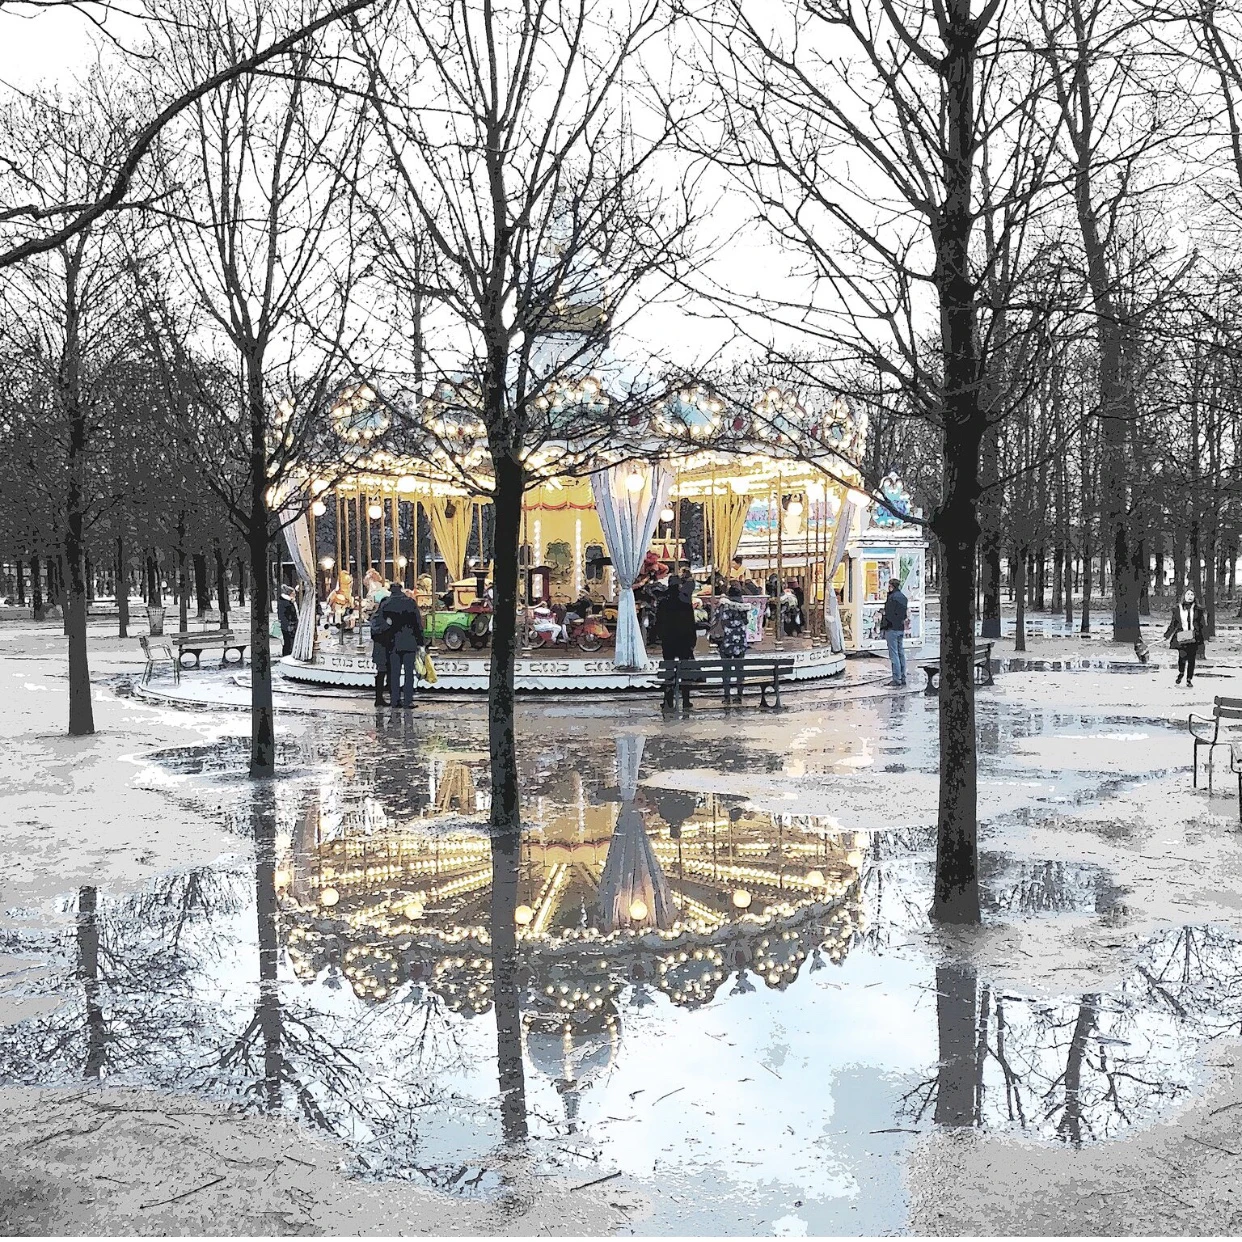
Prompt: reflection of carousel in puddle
<box><xmin>281</xmin><ymin>735</ymin><xmax>867</xmax><ymax>1024</ymax></box>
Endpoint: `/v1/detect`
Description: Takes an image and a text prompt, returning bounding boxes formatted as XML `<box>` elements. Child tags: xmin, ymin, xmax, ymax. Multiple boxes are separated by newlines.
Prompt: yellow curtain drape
<box><xmin>705</xmin><ymin>493</ymin><xmax>751</xmax><ymax>566</ymax></box>
<box><xmin>425</xmin><ymin>497</ymin><xmax>475</xmax><ymax>581</ymax></box>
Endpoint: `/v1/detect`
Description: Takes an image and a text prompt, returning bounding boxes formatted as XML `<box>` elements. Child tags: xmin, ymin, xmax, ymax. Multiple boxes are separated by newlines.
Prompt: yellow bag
<box><xmin>421</xmin><ymin>649</ymin><xmax>438</xmax><ymax>685</ymax></box>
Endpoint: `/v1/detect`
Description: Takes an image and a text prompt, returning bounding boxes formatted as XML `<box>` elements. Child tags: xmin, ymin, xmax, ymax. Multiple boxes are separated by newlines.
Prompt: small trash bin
<box><xmin>147</xmin><ymin>605</ymin><xmax>165</xmax><ymax>636</ymax></box>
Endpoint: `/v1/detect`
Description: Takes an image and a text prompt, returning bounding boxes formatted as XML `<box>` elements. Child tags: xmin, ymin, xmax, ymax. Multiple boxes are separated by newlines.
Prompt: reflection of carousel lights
<box><xmin>657</xmin><ymin>945</ymin><xmax>727</xmax><ymax>1007</ymax></box>
<box><xmin>732</xmin><ymin>888</ymin><xmax>752</xmax><ymax>910</ymax></box>
<box><xmin>515</xmin><ymin>904</ymin><xmax>534</xmax><ymax>926</ymax></box>
<box><xmin>628</xmin><ymin>899</ymin><xmax>649</xmax><ymax>921</ymax></box>
<box><xmin>319</xmin><ymin>886</ymin><xmax>340</xmax><ymax>907</ymax></box>
<box><xmin>752</xmin><ymin>930</ymin><xmax>808</xmax><ymax>989</ymax></box>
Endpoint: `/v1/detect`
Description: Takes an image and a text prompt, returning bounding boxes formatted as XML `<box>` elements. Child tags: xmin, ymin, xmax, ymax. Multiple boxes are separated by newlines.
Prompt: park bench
<box><xmin>657</xmin><ymin>656</ymin><xmax>795</xmax><ymax>710</ymax></box>
<box><xmin>920</xmin><ymin>642</ymin><xmax>995</xmax><ymax>693</ymax></box>
<box><xmin>167</xmin><ymin>629</ymin><xmax>247</xmax><ymax>669</ymax></box>
<box><xmin>138</xmin><ymin>636</ymin><xmax>180</xmax><ymax>685</ymax></box>
<box><xmin>1189</xmin><ymin>696</ymin><xmax>1242</xmax><ymax>789</ymax></box>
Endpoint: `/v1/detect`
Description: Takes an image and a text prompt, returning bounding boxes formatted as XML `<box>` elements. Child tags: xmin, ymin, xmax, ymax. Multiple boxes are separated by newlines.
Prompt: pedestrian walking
<box><xmin>368</xmin><ymin>580</ymin><xmax>394</xmax><ymax>706</ymax></box>
<box><xmin>717</xmin><ymin>584</ymin><xmax>751</xmax><ymax>702</ymax></box>
<box><xmin>277</xmin><ymin>585</ymin><xmax>298</xmax><ymax>657</ymax></box>
<box><xmin>1164</xmin><ymin>589</ymin><xmax>1207</xmax><ymax>688</ymax></box>
<box><xmin>379</xmin><ymin>581</ymin><xmax>425</xmax><ymax>708</ymax></box>
<box><xmin>657</xmin><ymin>568</ymin><xmax>698</xmax><ymax>712</ymax></box>
<box><xmin>880</xmin><ymin>576</ymin><xmax>908</xmax><ymax>686</ymax></box>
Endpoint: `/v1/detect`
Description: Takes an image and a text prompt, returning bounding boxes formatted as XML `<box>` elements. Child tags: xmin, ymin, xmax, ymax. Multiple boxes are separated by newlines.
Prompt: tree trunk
<box><xmin>979</xmin><ymin>427</ymin><xmax>1002</xmax><ymax>638</ymax></box>
<box><xmin>929</xmin><ymin>0</ymin><xmax>985</xmax><ymax>926</ymax></box>
<box><xmin>1137</xmin><ymin>537</ymin><xmax>1149</xmax><ymax>617</ymax></box>
<box><xmin>1052</xmin><ymin>545</ymin><xmax>1063</xmax><ymax>614</ymax></box>
<box><xmin>248</xmin><ymin>366</ymin><xmax>275</xmax><ymax>778</ymax></box>
<box><xmin>144</xmin><ymin>553</ymin><xmax>157</xmax><ymax>604</ymax></box>
<box><xmin>487</xmin><ymin>451</ymin><xmax>528</xmax><ymax>1137</ymax></box>
<box><xmin>64</xmin><ymin>395</ymin><xmax>94</xmax><ymax>736</ymax></box>
<box><xmin>1205</xmin><ymin>531</ymin><xmax>1217</xmax><ymax>639</ymax></box>
<box><xmin>1080</xmin><ymin>544</ymin><xmax>1092</xmax><ymax>633</ymax></box>
<box><xmin>31</xmin><ymin>555</ymin><xmax>43</xmax><ymax>617</ymax></box>
<box><xmin>236</xmin><ymin>557</ymin><xmax>247</xmax><ymax>606</ymax></box>
<box><xmin>193</xmin><ymin>552</ymin><xmax>211</xmax><ymax>618</ymax></box>
<box><xmin>16</xmin><ymin>557</ymin><xmax>25</xmax><ymax>607</ymax></box>
<box><xmin>116</xmin><ymin>536</ymin><xmax>129</xmax><ymax>639</ymax></box>
<box><xmin>1013</xmin><ymin>548</ymin><xmax>1026</xmax><ymax>652</ymax></box>
<box><xmin>215</xmin><ymin>543</ymin><xmax>230</xmax><ymax>626</ymax></box>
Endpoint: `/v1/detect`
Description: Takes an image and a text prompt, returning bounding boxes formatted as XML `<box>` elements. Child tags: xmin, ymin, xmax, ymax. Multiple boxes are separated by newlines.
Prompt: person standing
<box><xmin>380</xmin><ymin>581</ymin><xmax>425</xmax><ymax>708</ymax></box>
<box><xmin>717</xmin><ymin>584</ymin><xmax>751</xmax><ymax>702</ymax></box>
<box><xmin>277</xmin><ymin>585</ymin><xmax>298</xmax><ymax>657</ymax></box>
<box><xmin>1164</xmin><ymin>589</ymin><xmax>1207</xmax><ymax>688</ymax></box>
<box><xmin>368</xmin><ymin>581</ymin><xmax>393</xmax><ymax>706</ymax></box>
<box><xmin>880</xmin><ymin>576</ymin><xmax>908</xmax><ymax>686</ymax></box>
<box><xmin>657</xmin><ymin>569</ymin><xmax>698</xmax><ymax>712</ymax></box>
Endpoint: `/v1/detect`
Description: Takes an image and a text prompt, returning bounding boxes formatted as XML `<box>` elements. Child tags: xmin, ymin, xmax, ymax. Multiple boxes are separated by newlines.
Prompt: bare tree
<box><xmin>136</xmin><ymin>0</ymin><xmax>380</xmax><ymax>776</ymax></box>
<box><xmin>691</xmin><ymin>0</ymin><xmax>1066</xmax><ymax>922</ymax></box>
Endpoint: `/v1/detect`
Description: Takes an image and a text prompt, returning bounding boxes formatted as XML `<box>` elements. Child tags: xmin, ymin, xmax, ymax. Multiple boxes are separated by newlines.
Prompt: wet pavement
<box><xmin>1</xmin><ymin>696</ymin><xmax>1238</xmax><ymax>1235</ymax></box>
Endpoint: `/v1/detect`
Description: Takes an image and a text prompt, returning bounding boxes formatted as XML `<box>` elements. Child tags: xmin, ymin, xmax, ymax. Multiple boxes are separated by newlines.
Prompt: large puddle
<box><xmin>0</xmin><ymin>705</ymin><xmax>1230</xmax><ymax>1235</ymax></box>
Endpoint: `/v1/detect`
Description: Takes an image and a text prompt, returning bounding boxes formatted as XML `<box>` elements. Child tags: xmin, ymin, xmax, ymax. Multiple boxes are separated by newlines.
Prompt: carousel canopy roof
<box><xmin>306</xmin><ymin>375</ymin><xmax>868</xmax><ymax>502</ymax></box>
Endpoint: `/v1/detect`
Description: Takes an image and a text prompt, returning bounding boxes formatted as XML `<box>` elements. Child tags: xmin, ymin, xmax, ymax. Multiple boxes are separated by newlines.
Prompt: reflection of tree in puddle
<box><xmin>905</xmin><ymin>944</ymin><xmax>1226</xmax><ymax>1142</ymax></box>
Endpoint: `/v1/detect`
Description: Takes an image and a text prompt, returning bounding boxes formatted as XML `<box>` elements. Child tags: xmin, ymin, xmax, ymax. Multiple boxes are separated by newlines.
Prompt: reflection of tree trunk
<box><xmin>77</xmin><ymin>886</ymin><xmax>106</xmax><ymax>1080</ymax></box>
<box><xmin>1057</xmin><ymin>997</ymin><xmax>1097</xmax><ymax>1146</ymax></box>
<box><xmin>934</xmin><ymin>963</ymin><xmax>978</xmax><ymax>1127</ymax></box>
<box><xmin>490</xmin><ymin>829</ymin><xmax>528</xmax><ymax>1142</ymax></box>
<box><xmin>253</xmin><ymin>787</ymin><xmax>282</xmax><ymax>1112</ymax></box>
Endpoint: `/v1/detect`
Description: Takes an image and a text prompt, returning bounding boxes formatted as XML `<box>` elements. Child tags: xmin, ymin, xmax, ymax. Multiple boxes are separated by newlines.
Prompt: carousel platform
<box><xmin>279</xmin><ymin>634</ymin><xmax>846</xmax><ymax>693</ymax></box>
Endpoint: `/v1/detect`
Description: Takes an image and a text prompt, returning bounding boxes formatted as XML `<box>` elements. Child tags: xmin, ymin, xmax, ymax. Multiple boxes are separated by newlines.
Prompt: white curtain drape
<box><xmin>597</xmin><ymin>734</ymin><xmax>675</xmax><ymax>933</ymax></box>
<box><xmin>824</xmin><ymin>497</ymin><xmax>861</xmax><ymax>653</ymax></box>
<box><xmin>590</xmin><ymin>463</ymin><xmax>672</xmax><ymax>669</ymax></box>
<box><xmin>280</xmin><ymin>507</ymin><xmax>317</xmax><ymax>661</ymax></box>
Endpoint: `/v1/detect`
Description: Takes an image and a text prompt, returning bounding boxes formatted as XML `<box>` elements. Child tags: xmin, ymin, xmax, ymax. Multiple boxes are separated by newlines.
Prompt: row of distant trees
<box><xmin>8</xmin><ymin>0</ymin><xmax>1242</xmax><ymax>927</ymax></box>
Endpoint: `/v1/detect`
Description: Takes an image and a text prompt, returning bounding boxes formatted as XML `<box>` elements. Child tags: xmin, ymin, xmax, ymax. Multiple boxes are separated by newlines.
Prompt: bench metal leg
<box><xmin>1193</xmin><ymin>740</ymin><xmax>1199</xmax><ymax>788</ymax></box>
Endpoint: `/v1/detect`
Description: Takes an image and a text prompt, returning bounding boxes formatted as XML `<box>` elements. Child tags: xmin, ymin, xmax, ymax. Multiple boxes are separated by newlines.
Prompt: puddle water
<box><xmin>0</xmin><ymin>706</ymin><xmax>1222</xmax><ymax>1235</ymax></box>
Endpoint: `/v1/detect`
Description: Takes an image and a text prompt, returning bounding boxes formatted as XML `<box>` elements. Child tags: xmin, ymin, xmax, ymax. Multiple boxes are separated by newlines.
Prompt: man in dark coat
<box><xmin>379</xmin><ymin>582</ymin><xmax>425</xmax><ymax>708</ymax></box>
<box><xmin>277</xmin><ymin>586</ymin><xmax>298</xmax><ymax>657</ymax></box>
<box><xmin>656</xmin><ymin>569</ymin><xmax>698</xmax><ymax>711</ymax></box>
<box><xmin>879</xmin><ymin>576</ymin><xmax>908</xmax><ymax>686</ymax></box>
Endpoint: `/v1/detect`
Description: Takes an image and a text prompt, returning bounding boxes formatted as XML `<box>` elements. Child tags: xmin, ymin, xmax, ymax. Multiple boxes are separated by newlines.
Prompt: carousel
<box><xmin>275</xmin><ymin>368</ymin><xmax>920</xmax><ymax>692</ymax></box>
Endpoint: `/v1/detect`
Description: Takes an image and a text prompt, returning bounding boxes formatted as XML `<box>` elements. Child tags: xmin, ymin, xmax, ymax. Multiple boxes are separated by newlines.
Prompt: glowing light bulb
<box><xmin>398</xmin><ymin>556</ymin><xmax>408</xmax><ymax>568</ymax></box>
<box><xmin>732</xmin><ymin>888</ymin><xmax>752</xmax><ymax>910</ymax></box>
<box><xmin>807</xmin><ymin>870</ymin><xmax>825</xmax><ymax>888</ymax></box>
<box><xmin>786</xmin><ymin>499</ymin><xmax>804</xmax><ymax>517</ymax></box>
<box><xmin>660</xmin><ymin>507</ymin><xmax>675</xmax><ymax>523</ymax></box>
<box><xmin>628</xmin><ymin>899</ymin><xmax>649</xmax><ymax>921</ymax></box>
<box><xmin>311</xmin><ymin>500</ymin><xmax>327</xmax><ymax>517</ymax></box>
<box><xmin>320</xmin><ymin>886</ymin><xmax>340</xmax><ymax>908</ymax></box>
<box><xmin>515</xmin><ymin>904</ymin><xmax>534</xmax><ymax>926</ymax></box>
<box><xmin>320</xmin><ymin>557</ymin><xmax>334</xmax><ymax>570</ymax></box>
<box><xmin>367</xmin><ymin>503</ymin><xmax>383</xmax><ymax>520</ymax></box>
<box><xmin>626</xmin><ymin>470</ymin><xmax>646</xmax><ymax>492</ymax></box>
<box><xmin>846</xmin><ymin>488</ymin><xmax>871</xmax><ymax>508</ymax></box>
